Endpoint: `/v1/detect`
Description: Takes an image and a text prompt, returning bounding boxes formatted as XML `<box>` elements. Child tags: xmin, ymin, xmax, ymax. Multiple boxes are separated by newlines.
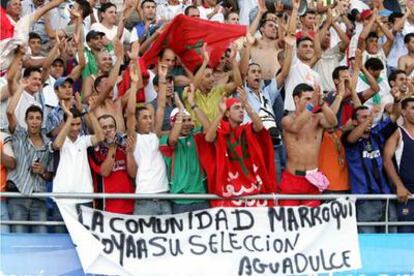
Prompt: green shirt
<box><xmin>159</xmin><ymin>130</ymin><xmax>207</xmax><ymax>204</ymax></box>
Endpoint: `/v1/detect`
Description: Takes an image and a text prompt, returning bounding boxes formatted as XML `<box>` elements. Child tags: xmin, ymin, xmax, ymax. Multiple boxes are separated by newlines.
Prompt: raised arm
<box><xmin>126</xmin><ymin>64</ymin><xmax>138</xmax><ymax>138</ymax></box>
<box><xmin>276</xmin><ymin>33</ymin><xmax>294</xmax><ymax>88</ymax></box>
<box><xmin>345</xmin><ymin>113</ymin><xmax>373</xmax><ymax>144</ymax></box>
<box><xmin>224</xmin><ymin>46</ymin><xmax>243</xmax><ymax>95</ymax></box>
<box><xmin>384</xmin><ymin>130</ymin><xmax>412</xmax><ymax>203</ymax></box>
<box><xmin>240</xmin><ymin>32</ymin><xmax>254</xmax><ymax>79</ymax></box>
<box><xmin>238</xmin><ymin>87</ymin><xmax>263</xmax><ymax>132</ymax></box>
<box><xmin>88</xmin><ymin>111</ymin><xmax>104</xmax><ymax>146</ymax></box>
<box><xmin>357</xmin><ymin>10</ymin><xmax>377</xmax><ymax>51</ymax></box>
<box><xmin>193</xmin><ymin>43</ymin><xmax>210</xmax><ymax>90</ymax></box>
<box><xmin>41</xmin><ymin>35</ymin><xmax>61</xmax><ymax>82</ymax></box>
<box><xmin>358</xmin><ymin>67</ymin><xmax>380</xmax><ymax>103</ymax></box>
<box><xmin>168</xmin><ymin>94</ymin><xmax>184</xmax><ymax>146</ymax></box>
<box><xmin>248</xmin><ymin>0</ymin><xmax>266</xmax><ymax>35</ymax></box>
<box><xmin>287</xmin><ymin>0</ymin><xmax>299</xmax><ymax>35</ymax></box>
<box><xmin>52</xmin><ymin>102</ymin><xmax>73</xmax><ymax>150</ymax></box>
<box><xmin>375</xmin><ymin>17</ymin><xmax>394</xmax><ymax>57</ymax></box>
<box><xmin>6</xmin><ymin>47</ymin><xmax>25</xmax><ymax>96</ymax></box>
<box><xmin>186</xmin><ymin>84</ymin><xmax>210</xmax><ymax>131</ymax></box>
<box><xmin>331</xmin><ymin>21</ymin><xmax>350</xmax><ymax>53</ymax></box>
<box><xmin>6</xmin><ymin>81</ymin><xmax>25</xmax><ymax>134</ymax></box>
<box><xmin>67</xmin><ymin>10</ymin><xmax>86</xmax><ymax>81</ymax></box>
<box><xmin>205</xmin><ymin>97</ymin><xmax>226</xmax><ymax>142</ymax></box>
<box><xmin>31</xmin><ymin>0</ymin><xmax>65</xmax><ymax>22</ymax></box>
<box><xmin>154</xmin><ymin>63</ymin><xmax>169</xmax><ymax>137</ymax></box>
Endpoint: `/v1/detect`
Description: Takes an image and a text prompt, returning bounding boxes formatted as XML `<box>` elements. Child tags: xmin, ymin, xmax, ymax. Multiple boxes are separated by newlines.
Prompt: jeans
<box><xmin>356</xmin><ymin>199</ymin><xmax>398</xmax><ymax>233</ymax></box>
<box><xmin>134</xmin><ymin>199</ymin><xmax>172</xmax><ymax>216</ymax></box>
<box><xmin>396</xmin><ymin>200</ymin><xmax>414</xmax><ymax>233</ymax></box>
<box><xmin>8</xmin><ymin>198</ymin><xmax>48</xmax><ymax>233</ymax></box>
<box><xmin>0</xmin><ymin>200</ymin><xmax>10</xmax><ymax>233</ymax></box>
<box><xmin>274</xmin><ymin>143</ymin><xmax>286</xmax><ymax>184</ymax></box>
<box><xmin>172</xmin><ymin>201</ymin><xmax>210</xmax><ymax>214</ymax></box>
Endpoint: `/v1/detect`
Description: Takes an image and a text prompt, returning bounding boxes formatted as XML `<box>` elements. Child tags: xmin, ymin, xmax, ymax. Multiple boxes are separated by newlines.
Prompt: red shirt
<box><xmin>89</xmin><ymin>145</ymin><xmax>135</xmax><ymax>214</ymax></box>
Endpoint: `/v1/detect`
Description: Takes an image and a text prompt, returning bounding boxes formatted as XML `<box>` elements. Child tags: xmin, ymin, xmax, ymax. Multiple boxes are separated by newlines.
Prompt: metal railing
<box><xmin>0</xmin><ymin>192</ymin><xmax>413</xmax><ymax>233</ymax></box>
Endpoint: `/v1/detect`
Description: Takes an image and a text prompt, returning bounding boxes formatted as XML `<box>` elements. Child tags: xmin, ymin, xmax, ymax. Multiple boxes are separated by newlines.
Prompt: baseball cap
<box><xmin>86</xmin><ymin>30</ymin><xmax>105</xmax><ymax>42</ymax></box>
<box><xmin>54</xmin><ymin>77</ymin><xmax>74</xmax><ymax>90</ymax></box>
<box><xmin>360</xmin><ymin>9</ymin><xmax>373</xmax><ymax>21</ymax></box>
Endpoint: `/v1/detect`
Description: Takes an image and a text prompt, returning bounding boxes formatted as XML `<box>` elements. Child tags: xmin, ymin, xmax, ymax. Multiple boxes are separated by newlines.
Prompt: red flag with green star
<box><xmin>142</xmin><ymin>14</ymin><xmax>246</xmax><ymax>72</ymax></box>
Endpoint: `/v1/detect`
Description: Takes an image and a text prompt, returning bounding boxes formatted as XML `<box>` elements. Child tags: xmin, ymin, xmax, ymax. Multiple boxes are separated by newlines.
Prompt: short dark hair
<box><xmin>23</xmin><ymin>67</ymin><xmax>42</xmax><ymax>78</ymax></box>
<box><xmin>332</xmin><ymin>65</ymin><xmax>349</xmax><ymax>81</ymax></box>
<box><xmin>352</xmin><ymin>105</ymin><xmax>369</xmax><ymax>120</ymax></box>
<box><xmin>366</xmin><ymin>31</ymin><xmax>379</xmax><ymax>41</ymax></box>
<box><xmin>364</xmin><ymin>57</ymin><xmax>384</xmax><ymax>71</ymax></box>
<box><xmin>63</xmin><ymin>107</ymin><xmax>83</xmax><ymax>121</ymax></box>
<box><xmin>98</xmin><ymin>114</ymin><xmax>117</xmax><ymax>129</ymax></box>
<box><xmin>401</xmin><ymin>97</ymin><xmax>414</xmax><ymax>110</ymax></box>
<box><xmin>158</xmin><ymin>47</ymin><xmax>174</xmax><ymax>59</ymax></box>
<box><xmin>184</xmin><ymin>5</ymin><xmax>198</xmax><ymax>15</ymax></box>
<box><xmin>76</xmin><ymin>0</ymin><xmax>92</xmax><ymax>18</ymax></box>
<box><xmin>296</xmin><ymin>36</ymin><xmax>313</xmax><ymax>47</ymax></box>
<box><xmin>292</xmin><ymin>83</ymin><xmax>314</xmax><ymax>98</ymax></box>
<box><xmin>300</xmin><ymin>9</ymin><xmax>316</xmax><ymax>18</ymax></box>
<box><xmin>388</xmin><ymin>69</ymin><xmax>406</xmax><ymax>85</ymax></box>
<box><xmin>388</xmin><ymin>12</ymin><xmax>403</xmax><ymax>24</ymax></box>
<box><xmin>404</xmin><ymin>33</ymin><xmax>414</xmax><ymax>44</ymax></box>
<box><xmin>94</xmin><ymin>74</ymin><xmax>109</xmax><ymax>89</ymax></box>
<box><xmin>100</xmin><ymin>2</ymin><xmax>116</xmax><ymax>13</ymax></box>
<box><xmin>25</xmin><ymin>105</ymin><xmax>43</xmax><ymax>120</ymax></box>
<box><xmin>29</xmin><ymin>32</ymin><xmax>41</xmax><ymax>41</ymax></box>
<box><xmin>136</xmin><ymin>106</ymin><xmax>148</xmax><ymax>119</ymax></box>
<box><xmin>140</xmin><ymin>0</ymin><xmax>155</xmax><ymax>8</ymax></box>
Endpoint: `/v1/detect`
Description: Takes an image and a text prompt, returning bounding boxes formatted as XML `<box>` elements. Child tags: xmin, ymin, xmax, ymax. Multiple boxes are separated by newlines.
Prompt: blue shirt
<box><xmin>342</xmin><ymin>117</ymin><xmax>397</xmax><ymax>194</ymax></box>
<box><xmin>243</xmin><ymin>78</ymin><xmax>280</xmax><ymax>123</ymax></box>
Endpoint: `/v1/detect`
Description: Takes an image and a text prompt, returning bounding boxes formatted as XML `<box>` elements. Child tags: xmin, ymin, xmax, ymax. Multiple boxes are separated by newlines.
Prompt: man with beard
<box><xmin>384</xmin><ymin>97</ymin><xmax>414</xmax><ymax>233</ymax></box>
<box><xmin>200</xmin><ymin>90</ymin><xmax>276</xmax><ymax>207</ymax></box>
<box><xmin>159</xmin><ymin>88</ymin><xmax>211</xmax><ymax>214</ymax></box>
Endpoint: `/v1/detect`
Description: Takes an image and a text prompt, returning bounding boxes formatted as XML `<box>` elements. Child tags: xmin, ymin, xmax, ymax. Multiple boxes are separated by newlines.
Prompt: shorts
<box><xmin>279</xmin><ymin>170</ymin><xmax>321</xmax><ymax>207</ymax></box>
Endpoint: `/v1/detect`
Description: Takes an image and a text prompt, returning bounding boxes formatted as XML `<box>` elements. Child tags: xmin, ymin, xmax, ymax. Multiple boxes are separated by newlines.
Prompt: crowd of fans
<box><xmin>0</xmin><ymin>0</ymin><xmax>413</xmax><ymax>235</ymax></box>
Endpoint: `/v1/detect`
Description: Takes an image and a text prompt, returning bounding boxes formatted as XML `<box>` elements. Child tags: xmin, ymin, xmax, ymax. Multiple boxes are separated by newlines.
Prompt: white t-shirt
<box><xmin>90</xmin><ymin>22</ymin><xmax>130</xmax><ymax>43</ymax></box>
<box><xmin>314</xmin><ymin>44</ymin><xmax>344</xmax><ymax>92</ymax></box>
<box><xmin>198</xmin><ymin>6</ymin><xmax>224</xmax><ymax>23</ymax></box>
<box><xmin>53</xmin><ymin>135</ymin><xmax>94</xmax><ymax>203</ymax></box>
<box><xmin>15</xmin><ymin>90</ymin><xmax>42</xmax><ymax>130</ymax></box>
<box><xmin>156</xmin><ymin>3</ymin><xmax>184</xmax><ymax>21</ymax></box>
<box><xmin>363</xmin><ymin>48</ymin><xmax>388</xmax><ymax>82</ymax></box>
<box><xmin>284</xmin><ymin>47</ymin><xmax>321</xmax><ymax>111</ymax></box>
<box><xmin>133</xmin><ymin>132</ymin><xmax>169</xmax><ymax>194</ymax></box>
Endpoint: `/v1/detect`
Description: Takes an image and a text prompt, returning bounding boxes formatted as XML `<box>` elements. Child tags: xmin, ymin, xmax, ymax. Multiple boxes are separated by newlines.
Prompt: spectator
<box><xmin>398</xmin><ymin>33</ymin><xmax>414</xmax><ymax>78</ymax></box>
<box><xmin>342</xmin><ymin>94</ymin><xmax>401</xmax><ymax>233</ymax></box>
<box><xmin>198</xmin><ymin>0</ymin><xmax>225</xmax><ymax>23</ymax></box>
<box><xmin>131</xmin><ymin>0</ymin><xmax>159</xmax><ymax>43</ymax></box>
<box><xmin>384</xmin><ymin>96</ymin><xmax>414</xmax><ymax>233</ymax></box>
<box><xmin>125</xmin><ymin>63</ymin><xmax>171</xmax><ymax>216</ymax></box>
<box><xmin>6</xmin><ymin>81</ymin><xmax>53</xmax><ymax>233</ymax></box>
<box><xmin>183</xmin><ymin>45</ymin><xmax>242</xmax><ymax>125</ymax></box>
<box><xmin>280</xmin><ymin>84</ymin><xmax>337</xmax><ymax>207</ymax></box>
<box><xmin>156</xmin><ymin>0</ymin><xmax>185</xmax><ymax>21</ymax></box>
<box><xmin>159</xmin><ymin>86</ymin><xmax>210</xmax><ymax>214</ymax></box>
<box><xmin>0</xmin><ymin>131</ymin><xmax>15</xmax><ymax>233</ymax></box>
<box><xmin>52</xmin><ymin>101</ymin><xmax>104</xmax><ymax>208</ymax></box>
<box><xmin>202</xmin><ymin>90</ymin><xmax>276</xmax><ymax>207</ymax></box>
<box><xmin>184</xmin><ymin>5</ymin><xmax>200</xmax><ymax>18</ymax></box>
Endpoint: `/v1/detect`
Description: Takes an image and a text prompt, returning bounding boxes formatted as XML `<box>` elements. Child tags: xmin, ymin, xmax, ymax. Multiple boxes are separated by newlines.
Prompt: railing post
<box><xmin>385</xmin><ymin>198</ymin><xmax>389</xmax><ymax>234</ymax></box>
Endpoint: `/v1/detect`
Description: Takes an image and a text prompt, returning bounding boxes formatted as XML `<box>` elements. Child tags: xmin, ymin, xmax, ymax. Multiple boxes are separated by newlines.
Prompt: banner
<box><xmin>57</xmin><ymin>198</ymin><xmax>361</xmax><ymax>276</ymax></box>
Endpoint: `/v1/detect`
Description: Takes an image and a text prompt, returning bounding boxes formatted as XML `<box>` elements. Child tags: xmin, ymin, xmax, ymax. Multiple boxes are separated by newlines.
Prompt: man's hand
<box><xmin>114</xmin><ymin>38</ymin><xmax>124</xmax><ymax>59</ymax></box>
<box><xmin>258</xmin><ymin>0</ymin><xmax>267</xmax><ymax>14</ymax></box>
<box><xmin>292</xmin><ymin>0</ymin><xmax>300</xmax><ymax>11</ymax></box>
<box><xmin>127</xmin><ymin>41</ymin><xmax>140</xmax><ymax>60</ymax></box>
<box><xmin>74</xmin><ymin>92</ymin><xmax>83</xmax><ymax>112</ymax></box>
<box><xmin>31</xmin><ymin>162</ymin><xmax>45</xmax><ymax>175</ymax></box>
<box><xmin>284</xmin><ymin>32</ymin><xmax>296</xmax><ymax>47</ymax></box>
<box><xmin>246</xmin><ymin>30</ymin><xmax>256</xmax><ymax>46</ymax></box>
<box><xmin>158</xmin><ymin>63</ymin><xmax>168</xmax><ymax>79</ymax></box>
<box><xmin>186</xmin><ymin>84</ymin><xmax>196</xmax><ymax>107</ymax></box>
<box><xmin>174</xmin><ymin>92</ymin><xmax>184</xmax><ymax>110</ymax></box>
<box><xmin>391</xmin><ymin>86</ymin><xmax>402</xmax><ymax>103</ymax></box>
<box><xmin>125</xmin><ymin>135</ymin><xmax>136</xmax><ymax>153</ymax></box>
<box><xmin>201</xmin><ymin>43</ymin><xmax>210</xmax><ymax>63</ymax></box>
<box><xmin>61</xmin><ymin>100</ymin><xmax>74</xmax><ymax>118</ymax></box>
<box><xmin>396</xmin><ymin>185</ymin><xmax>412</xmax><ymax>204</ymax></box>
<box><xmin>275</xmin><ymin>0</ymin><xmax>284</xmax><ymax>14</ymax></box>
<box><xmin>218</xmin><ymin>96</ymin><xmax>227</xmax><ymax>114</ymax></box>
<box><xmin>237</xmin><ymin>86</ymin><xmax>248</xmax><ymax>106</ymax></box>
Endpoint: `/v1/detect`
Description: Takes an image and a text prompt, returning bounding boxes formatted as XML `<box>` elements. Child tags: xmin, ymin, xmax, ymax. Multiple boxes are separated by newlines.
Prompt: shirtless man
<box><xmin>280</xmin><ymin>84</ymin><xmax>337</xmax><ymax>207</ymax></box>
<box><xmin>398</xmin><ymin>33</ymin><xmax>414</xmax><ymax>79</ymax></box>
<box><xmin>91</xmin><ymin>41</ymin><xmax>140</xmax><ymax>133</ymax></box>
<box><xmin>247</xmin><ymin>0</ymin><xmax>292</xmax><ymax>80</ymax></box>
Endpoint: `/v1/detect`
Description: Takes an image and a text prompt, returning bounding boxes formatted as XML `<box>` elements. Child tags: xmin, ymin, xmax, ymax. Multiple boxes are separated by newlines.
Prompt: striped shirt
<box><xmin>7</xmin><ymin>126</ymin><xmax>52</xmax><ymax>195</ymax></box>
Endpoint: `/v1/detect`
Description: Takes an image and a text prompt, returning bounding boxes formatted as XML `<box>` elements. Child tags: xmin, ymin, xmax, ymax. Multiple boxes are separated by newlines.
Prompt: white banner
<box><xmin>57</xmin><ymin>198</ymin><xmax>361</xmax><ymax>276</ymax></box>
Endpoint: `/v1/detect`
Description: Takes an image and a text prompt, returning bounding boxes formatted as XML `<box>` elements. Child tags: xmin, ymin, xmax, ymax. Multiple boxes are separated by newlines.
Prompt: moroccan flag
<box><xmin>142</xmin><ymin>14</ymin><xmax>246</xmax><ymax>72</ymax></box>
<box><xmin>196</xmin><ymin>122</ymin><xmax>277</xmax><ymax>207</ymax></box>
